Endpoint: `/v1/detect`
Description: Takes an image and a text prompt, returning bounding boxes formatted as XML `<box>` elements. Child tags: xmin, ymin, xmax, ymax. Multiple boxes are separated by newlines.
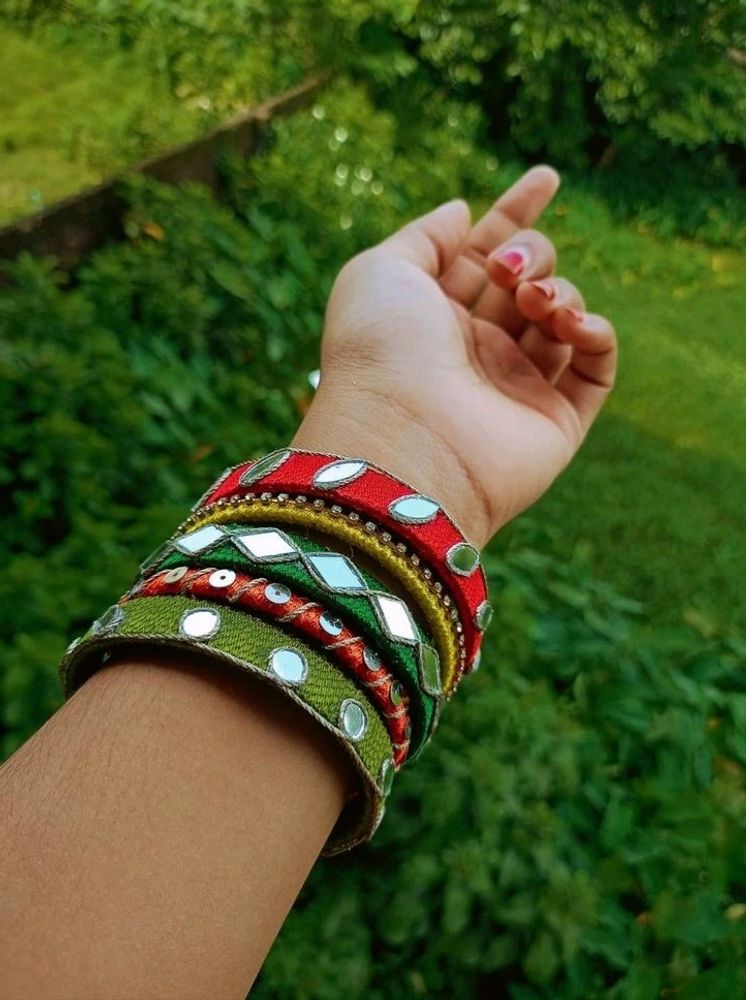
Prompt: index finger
<box><xmin>468</xmin><ymin>165</ymin><xmax>561</xmax><ymax>257</ymax></box>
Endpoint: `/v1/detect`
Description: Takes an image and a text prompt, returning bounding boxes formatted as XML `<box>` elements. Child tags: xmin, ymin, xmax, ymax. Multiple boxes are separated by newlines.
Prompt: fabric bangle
<box><xmin>59</xmin><ymin>595</ymin><xmax>394</xmax><ymax>855</ymax></box>
<box><xmin>128</xmin><ymin>565</ymin><xmax>412</xmax><ymax>766</ymax></box>
<box><xmin>189</xmin><ymin>448</ymin><xmax>491</xmax><ymax>687</ymax></box>
<box><xmin>150</xmin><ymin>532</ymin><xmax>441</xmax><ymax>758</ymax></box>
<box><xmin>184</xmin><ymin>495</ymin><xmax>462</xmax><ymax>693</ymax></box>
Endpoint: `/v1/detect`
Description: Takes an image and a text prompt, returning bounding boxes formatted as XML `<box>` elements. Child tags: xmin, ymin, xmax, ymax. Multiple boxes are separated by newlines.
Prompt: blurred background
<box><xmin>1</xmin><ymin>2</ymin><xmax>745</xmax><ymax>997</ymax></box>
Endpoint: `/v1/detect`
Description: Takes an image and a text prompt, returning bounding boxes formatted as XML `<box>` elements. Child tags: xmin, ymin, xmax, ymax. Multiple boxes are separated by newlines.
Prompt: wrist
<box><xmin>291</xmin><ymin>380</ymin><xmax>493</xmax><ymax>548</ymax></box>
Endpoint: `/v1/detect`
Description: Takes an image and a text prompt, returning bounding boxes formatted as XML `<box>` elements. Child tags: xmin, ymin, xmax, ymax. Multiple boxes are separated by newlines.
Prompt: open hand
<box><xmin>293</xmin><ymin>166</ymin><xmax>617</xmax><ymax>547</ymax></box>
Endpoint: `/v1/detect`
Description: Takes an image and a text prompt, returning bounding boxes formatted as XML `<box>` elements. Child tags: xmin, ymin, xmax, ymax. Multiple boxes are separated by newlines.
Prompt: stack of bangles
<box><xmin>59</xmin><ymin>448</ymin><xmax>492</xmax><ymax>854</ymax></box>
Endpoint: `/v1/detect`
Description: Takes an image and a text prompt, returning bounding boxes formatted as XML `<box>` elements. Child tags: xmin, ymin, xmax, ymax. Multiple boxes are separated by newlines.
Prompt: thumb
<box><xmin>380</xmin><ymin>199</ymin><xmax>471</xmax><ymax>277</ymax></box>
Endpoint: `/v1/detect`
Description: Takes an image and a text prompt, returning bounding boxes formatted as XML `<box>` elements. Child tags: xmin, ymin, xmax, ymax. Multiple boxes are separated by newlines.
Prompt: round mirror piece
<box><xmin>319</xmin><ymin>612</ymin><xmax>344</xmax><ymax>636</ymax></box>
<box><xmin>475</xmin><ymin>600</ymin><xmax>493</xmax><ymax>630</ymax></box>
<box><xmin>390</xmin><ymin>680</ymin><xmax>404</xmax><ymax>706</ymax></box>
<box><xmin>363</xmin><ymin>646</ymin><xmax>382</xmax><ymax>671</ymax></box>
<box><xmin>445</xmin><ymin>542</ymin><xmax>480</xmax><ymax>576</ymax></box>
<box><xmin>388</xmin><ymin>494</ymin><xmax>440</xmax><ymax>525</ymax></box>
<box><xmin>164</xmin><ymin>566</ymin><xmax>189</xmax><ymax>583</ymax></box>
<box><xmin>209</xmin><ymin>569</ymin><xmax>236</xmax><ymax>589</ymax></box>
<box><xmin>312</xmin><ymin>460</ymin><xmax>367</xmax><ymax>490</ymax></box>
<box><xmin>340</xmin><ymin>699</ymin><xmax>367</xmax><ymax>741</ymax></box>
<box><xmin>179</xmin><ymin>608</ymin><xmax>220</xmax><ymax>639</ymax></box>
<box><xmin>264</xmin><ymin>583</ymin><xmax>292</xmax><ymax>605</ymax></box>
<box><xmin>239</xmin><ymin>450</ymin><xmax>291</xmax><ymax>486</ymax></box>
<box><xmin>269</xmin><ymin>648</ymin><xmax>308</xmax><ymax>685</ymax></box>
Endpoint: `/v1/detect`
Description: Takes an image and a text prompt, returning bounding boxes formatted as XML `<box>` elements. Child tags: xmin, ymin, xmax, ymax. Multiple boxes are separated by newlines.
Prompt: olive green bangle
<box><xmin>60</xmin><ymin>596</ymin><xmax>393</xmax><ymax>855</ymax></box>
<box><xmin>149</xmin><ymin>524</ymin><xmax>441</xmax><ymax>757</ymax></box>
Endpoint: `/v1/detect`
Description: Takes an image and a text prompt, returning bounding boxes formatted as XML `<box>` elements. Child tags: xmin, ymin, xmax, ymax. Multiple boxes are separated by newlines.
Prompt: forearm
<box><xmin>0</xmin><ymin>653</ymin><xmax>355</xmax><ymax>1000</ymax></box>
<box><xmin>0</xmin><ymin>404</ymin><xmax>463</xmax><ymax>999</ymax></box>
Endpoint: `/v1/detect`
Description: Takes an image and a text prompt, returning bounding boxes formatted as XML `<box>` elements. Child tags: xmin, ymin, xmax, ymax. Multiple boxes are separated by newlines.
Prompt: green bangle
<box><xmin>60</xmin><ymin>596</ymin><xmax>393</xmax><ymax>855</ymax></box>
<box><xmin>150</xmin><ymin>523</ymin><xmax>441</xmax><ymax>757</ymax></box>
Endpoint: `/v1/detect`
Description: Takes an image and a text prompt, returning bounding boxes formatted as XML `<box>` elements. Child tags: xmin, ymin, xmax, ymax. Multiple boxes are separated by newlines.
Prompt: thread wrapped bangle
<box><xmin>57</xmin><ymin>446</ymin><xmax>492</xmax><ymax>854</ymax></box>
<box><xmin>148</xmin><ymin>525</ymin><xmax>441</xmax><ymax>758</ymax></box>
<box><xmin>59</xmin><ymin>595</ymin><xmax>394</xmax><ymax>855</ymax></box>
<box><xmin>183</xmin><ymin>495</ymin><xmax>462</xmax><ymax>692</ymax></box>
<box><xmin>188</xmin><ymin>448</ymin><xmax>491</xmax><ymax>687</ymax></box>
<box><xmin>129</xmin><ymin>565</ymin><xmax>412</xmax><ymax>765</ymax></box>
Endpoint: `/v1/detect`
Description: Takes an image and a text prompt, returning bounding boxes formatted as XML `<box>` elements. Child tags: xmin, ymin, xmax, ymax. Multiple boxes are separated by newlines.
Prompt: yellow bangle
<box><xmin>185</xmin><ymin>496</ymin><xmax>463</xmax><ymax>692</ymax></box>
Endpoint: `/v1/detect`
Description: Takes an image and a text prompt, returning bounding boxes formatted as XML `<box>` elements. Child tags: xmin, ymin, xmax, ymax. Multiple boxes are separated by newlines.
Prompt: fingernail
<box><xmin>491</xmin><ymin>247</ymin><xmax>528</xmax><ymax>276</ymax></box>
<box><xmin>531</xmin><ymin>279</ymin><xmax>555</xmax><ymax>299</ymax></box>
<box><xmin>565</xmin><ymin>308</ymin><xmax>586</xmax><ymax>323</ymax></box>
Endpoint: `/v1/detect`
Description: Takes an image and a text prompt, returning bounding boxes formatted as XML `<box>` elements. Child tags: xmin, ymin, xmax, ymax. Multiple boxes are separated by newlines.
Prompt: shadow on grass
<box><xmin>497</xmin><ymin>410</ymin><xmax>746</xmax><ymax>633</ymax></box>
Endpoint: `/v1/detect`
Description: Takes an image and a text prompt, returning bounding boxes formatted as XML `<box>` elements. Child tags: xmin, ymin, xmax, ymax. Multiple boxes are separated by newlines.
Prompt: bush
<box><xmin>255</xmin><ymin>523</ymin><xmax>746</xmax><ymax>998</ymax></box>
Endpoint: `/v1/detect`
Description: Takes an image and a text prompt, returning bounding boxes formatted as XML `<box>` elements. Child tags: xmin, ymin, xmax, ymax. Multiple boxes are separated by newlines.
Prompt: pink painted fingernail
<box><xmin>491</xmin><ymin>247</ymin><xmax>528</xmax><ymax>276</ymax></box>
<box><xmin>531</xmin><ymin>279</ymin><xmax>556</xmax><ymax>299</ymax></box>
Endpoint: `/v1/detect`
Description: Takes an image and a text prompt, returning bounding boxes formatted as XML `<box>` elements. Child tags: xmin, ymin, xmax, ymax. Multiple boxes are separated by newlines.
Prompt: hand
<box><xmin>293</xmin><ymin>166</ymin><xmax>617</xmax><ymax>548</ymax></box>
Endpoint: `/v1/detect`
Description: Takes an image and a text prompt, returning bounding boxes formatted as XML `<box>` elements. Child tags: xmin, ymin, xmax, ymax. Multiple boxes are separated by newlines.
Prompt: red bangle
<box><xmin>127</xmin><ymin>564</ymin><xmax>412</xmax><ymax>766</ymax></box>
<box><xmin>194</xmin><ymin>449</ymin><xmax>491</xmax><ymax>680</ymax></box>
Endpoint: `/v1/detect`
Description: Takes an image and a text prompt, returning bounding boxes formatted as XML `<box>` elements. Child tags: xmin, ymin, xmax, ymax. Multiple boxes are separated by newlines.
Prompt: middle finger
<box><xmin>473</xmin><ymin>229</ymin><xmax>557</xmax><ymax>336</ymax></box>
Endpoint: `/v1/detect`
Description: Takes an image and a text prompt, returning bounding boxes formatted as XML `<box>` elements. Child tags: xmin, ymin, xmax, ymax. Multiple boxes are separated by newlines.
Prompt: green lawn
<box><xmin>496</xmin><ymin>192</ymin><xmax>746</xmax><ymax>634</ymax></box>
<box><xmin>0</xmin><ymin>24</ymin><xmax>208</xmax><ymax>224</ymax></box>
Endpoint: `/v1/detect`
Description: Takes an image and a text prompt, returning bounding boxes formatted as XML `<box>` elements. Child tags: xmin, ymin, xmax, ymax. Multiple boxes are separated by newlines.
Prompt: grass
<box><xmin>0</xmin><ymin>23</ymin><xmax>210</xmax><ymax>224</ymax></box>
<box><xmin>493</xmin><ymin>190</ymin><xmax>746</xmax><ymax>634</ymax></box>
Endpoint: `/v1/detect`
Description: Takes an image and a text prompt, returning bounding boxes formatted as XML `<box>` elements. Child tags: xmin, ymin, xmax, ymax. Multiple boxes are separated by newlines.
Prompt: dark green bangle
<box><xmin>147</xmin><ymin>522</ymin><xmax>441</xmax><ymax>757</ymax></box>
<box><xmin>60</xmin><ymin>596</ymin><xmax>393</xmax><ymax>855</ymax></box>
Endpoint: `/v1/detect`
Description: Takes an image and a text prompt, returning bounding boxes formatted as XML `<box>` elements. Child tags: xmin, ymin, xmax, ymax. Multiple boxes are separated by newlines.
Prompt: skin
<box><xmin>0</xmin><ymin>166</ymin><xmax>616</xmax><ymax>998</ymax></box>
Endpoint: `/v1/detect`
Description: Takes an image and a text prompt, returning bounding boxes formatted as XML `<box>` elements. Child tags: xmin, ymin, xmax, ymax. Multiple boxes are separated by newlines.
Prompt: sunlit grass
<box><xmin>0</xmin><ymin>24</ymin><xmax>207</xmax><ymax>224</ymax></box>
<box><xmin>493</xmin><ymin>191</ymin><xmax>746</xmax><ymax>632</ymax></box>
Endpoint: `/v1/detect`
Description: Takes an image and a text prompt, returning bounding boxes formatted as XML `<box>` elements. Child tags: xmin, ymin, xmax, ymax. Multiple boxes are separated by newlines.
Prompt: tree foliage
<box><xmin>2</xmin><ymin>0</ymin><xmax>744</xmax><ymax>241</ymax></box>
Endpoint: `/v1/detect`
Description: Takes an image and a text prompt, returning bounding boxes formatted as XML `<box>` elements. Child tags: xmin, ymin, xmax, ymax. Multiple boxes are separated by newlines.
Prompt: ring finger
<box><xmin>515</xmin><ymin>277</ymin><xmax>586</xmax><ymax>382</ymax></box>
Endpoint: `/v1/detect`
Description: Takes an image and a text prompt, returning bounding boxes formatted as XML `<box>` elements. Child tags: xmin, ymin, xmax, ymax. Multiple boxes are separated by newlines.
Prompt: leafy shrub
<box><xmin>254</xmin><ymin>523</ymin><xmax>746</xmax><ymax>999</ymax></box>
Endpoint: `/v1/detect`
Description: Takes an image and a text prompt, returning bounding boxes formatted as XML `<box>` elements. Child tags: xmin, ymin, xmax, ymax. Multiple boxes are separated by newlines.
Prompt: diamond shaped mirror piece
<box><xmin>370</xmin><ymin>593</ymin><xmax>418</xmax><ymax>644</ymax></box>
<box><xmin>233</xmin><ymin>529</ymin><xmax>298</xmax><ymax>562</ymax></box>
<box><xmin>173</xmin><ymin>524</ymin><xmax>226</xmax><ymax>555</ymax></box>
<box><xmin>417</xmin><ymin>643</ymin><xmax>443</xmax><ymax>696</ymax></box>
<box><xmin>305</xmin><ymin>552</ymin><xmax>367</xmax><ymax>592</ymax></box>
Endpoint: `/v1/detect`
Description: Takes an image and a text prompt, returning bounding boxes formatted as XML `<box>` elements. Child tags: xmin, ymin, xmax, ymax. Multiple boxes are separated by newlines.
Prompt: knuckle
<box><xmin>522</xmin><ymin>228</ymin><xmax>555</xmax><ymax>258</ymax></box>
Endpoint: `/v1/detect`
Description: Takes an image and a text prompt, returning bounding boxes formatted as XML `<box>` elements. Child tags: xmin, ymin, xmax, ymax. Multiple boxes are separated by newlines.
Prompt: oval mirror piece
<box><xmin>312</xmin><ymin>460</ymin><xmax>367</xmax><ymax>489</ymax></box>
<box><xmin>388</xmin><ymin>494</ymin><xmax>440</xmax><ymax>525</ymax></box>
